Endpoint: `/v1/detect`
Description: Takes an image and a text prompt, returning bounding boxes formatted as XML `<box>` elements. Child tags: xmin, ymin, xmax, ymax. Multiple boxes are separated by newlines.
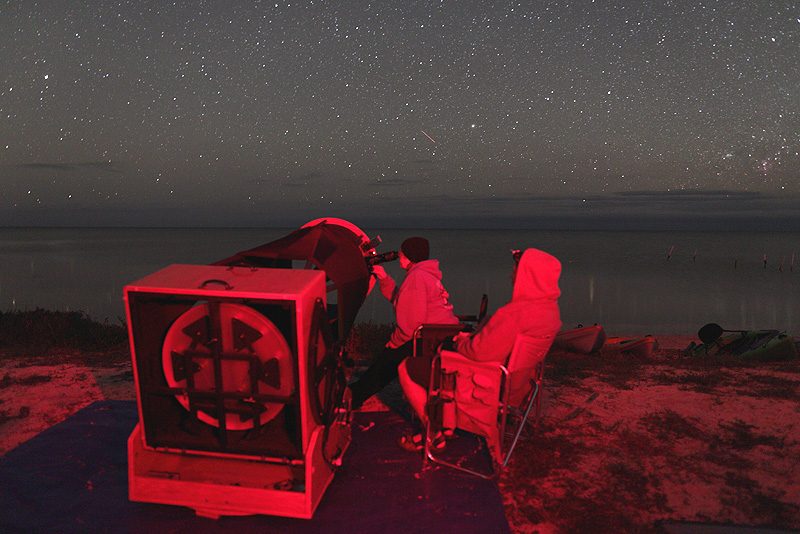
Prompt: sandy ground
<box><xmin>1</xmin><ymin>335</ymin><xmax>799</xmax><ymax>533</ymax></box>
<box><xmin>0</xmin><ymin>351</ymin><xmax>135</xmax><ymax>455</ymax></box>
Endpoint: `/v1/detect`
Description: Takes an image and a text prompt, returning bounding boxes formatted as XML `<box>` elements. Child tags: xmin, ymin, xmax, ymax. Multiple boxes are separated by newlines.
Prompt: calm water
<box><xmin>1</xmin><ymin>227</ymin><xmax>798</xmax><ymax>336</ymax></box>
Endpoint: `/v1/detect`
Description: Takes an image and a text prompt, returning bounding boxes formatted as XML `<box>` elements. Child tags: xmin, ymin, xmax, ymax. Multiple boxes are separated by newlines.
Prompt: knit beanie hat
<box><xmin>401</xmin><ymin>237</ymin><xmax>430</xmax><ymax>263</ymax></box>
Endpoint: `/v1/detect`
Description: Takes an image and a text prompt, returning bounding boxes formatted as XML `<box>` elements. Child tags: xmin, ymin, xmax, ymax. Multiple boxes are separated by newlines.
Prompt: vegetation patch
<box><xmin>720</xmin><ymin>475</ymin><xmax>799</xmax><ymax>529</ymax></box>
<box><xmin>744</xmin><ymin>374</ymin><xmax>800</xmax><ymax>400</ymax></box>
<box><xmin>545</xmin><ymin>491</ymin><xmax>657</xmax><ymax>534</ymax></box>
<box><xmin>506</xmin><ymin>421</ymin><xmax>588</xmax><ymax>478</ymax></box>
<box><xmin>1</xmin><ymin>373</ymin><xmax>53</xmax><ymax>389</ymax></box>
<box><xmin>649</xmin><ymin>368</ymin><xmax>732</xmax><ymax>393</ymax></box>
<box><xmin>0</xmin><ymin>405</ymin><xmax>31</xmax><ymax>426</ymax></box>
<box><xmin>716</xmin><ymin>419</ymin><xmax>786</xmax><ymax>450</ymax></box>
<box><xmin>545</xmin><ymin>351</ymin><xmax>647</xmax><ymax>389</ymax></box>
<box><xmin>0</xmin><ymin>309</ymin><xmax>128</xmax><ymax>356</ymax></box>
<box><xmin>640</xmin><ymin>409</ymin><xmax>707</xmax><ymax>442</ymax></box>
<box><xmin>344</xmin><ymin>321</ymin><xmax>393</xmax><ymax>367</ymax></box>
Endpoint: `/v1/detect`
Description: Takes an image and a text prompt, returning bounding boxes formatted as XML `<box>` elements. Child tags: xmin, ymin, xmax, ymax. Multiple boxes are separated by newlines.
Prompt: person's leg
<box><xmin>397</xmin><ymin>356</ymin><xmax>449</xmax><ymax>453</ymax></box>
<box><xmin>398</xmin><ymin>358</ymin><xmax>428</xmax><ymax>423</ymax></box>
<box><xmin>349</xmin><ymin>343</ymin><xmax>412</xmax><ymax>410</ymax></box>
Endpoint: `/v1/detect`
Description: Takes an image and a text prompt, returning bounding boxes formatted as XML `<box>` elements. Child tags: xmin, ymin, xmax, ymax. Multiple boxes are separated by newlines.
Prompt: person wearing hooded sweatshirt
<box><xmin>348</xmin><ymin>237</ymin><xmax>459</xmax><ymax>410</ymax></box>
<box><xmin>396</xmin><ymin>248</ymin><xmax>561</xmax><ymax>451</ymax></box>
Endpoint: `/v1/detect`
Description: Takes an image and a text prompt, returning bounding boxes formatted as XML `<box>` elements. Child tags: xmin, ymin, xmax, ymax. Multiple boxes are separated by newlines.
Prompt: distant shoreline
<box><xmin>2</xmin><ymin>228</ymin><xmax>798</xmax><ymax>335</ymax></box>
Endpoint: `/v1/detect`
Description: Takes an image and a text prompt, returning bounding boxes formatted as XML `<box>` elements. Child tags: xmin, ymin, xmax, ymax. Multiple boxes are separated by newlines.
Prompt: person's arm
<box><xmin>388</xmin><ymin>286</ymin><xmax>427</xmax><ymax>348</ymax></box>
<box><xmin>371</xmin><ymin>265</ymin><xmax>398</xmax><ymax>302</ymax></box>
<box><xmin>453</xmin><ymin>309</ymin><xmax>516</xmax><ymax>362</ymax></box>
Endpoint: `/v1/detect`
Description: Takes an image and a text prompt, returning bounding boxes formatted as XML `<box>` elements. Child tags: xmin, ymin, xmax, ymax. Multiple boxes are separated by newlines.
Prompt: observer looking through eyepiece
<box><xmin>366</xmin><ymin>250</ymin><xmax>399</xmax><ymax>266</ymax></box>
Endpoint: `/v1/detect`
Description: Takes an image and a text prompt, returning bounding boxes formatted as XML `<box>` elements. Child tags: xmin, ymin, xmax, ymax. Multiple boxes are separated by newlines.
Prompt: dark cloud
<box><xmin>3</xmin><ymin>189</ymin><xmax>798</xmax><ymax>231</ymax></box>
<box><xmin>614</xmin><ymin>189</ymin><xmax>770</xmax><ymax>200</ymax></box>
<box><xmin>369</xmin><ymin>178</ymin><xmax>428</xmax><ymax>187</ymax></box>
<box><xmin>281</xmin><ymin>171</ymin><xmax>327</xmax><ymax>187</ymax></box>
<box><xmin>16</xmin><ymin>161</ymin><xmax>123</xmax><ymax>173</ymax></box>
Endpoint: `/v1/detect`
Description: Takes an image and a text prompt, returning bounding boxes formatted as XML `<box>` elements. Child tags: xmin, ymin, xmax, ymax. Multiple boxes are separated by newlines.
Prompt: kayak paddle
<box><xmin>697</xmin><ymin>323</ymin><xmax>748</xmax><ymax>344</ymax></box>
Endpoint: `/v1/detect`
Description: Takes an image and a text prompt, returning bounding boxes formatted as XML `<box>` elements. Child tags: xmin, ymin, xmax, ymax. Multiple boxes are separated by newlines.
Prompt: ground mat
<box><xmin>0</xmin><ymin>400</ymin><xmax>509</xmax><ymax>534</ymax></box>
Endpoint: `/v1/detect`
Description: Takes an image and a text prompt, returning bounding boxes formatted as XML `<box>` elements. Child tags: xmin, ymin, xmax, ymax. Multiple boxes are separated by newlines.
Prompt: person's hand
<box><xmin>371</xmin><ymin>265</ymin><xmax>388</xmax><ymax>280</ymax></box>
<box><xmin>454</xmin><ymin>332</ymin><xmax>470</xmax><ymax>343</ymax></box>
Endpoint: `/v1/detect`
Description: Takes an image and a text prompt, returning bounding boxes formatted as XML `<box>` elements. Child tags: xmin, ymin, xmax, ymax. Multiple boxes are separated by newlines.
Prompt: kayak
<box><xmin>684</xmin><ymin>330</ymin><xmax>798</xmax><ymax>361</ymax></box>
<box><xmin>551</xmin><ymin>325</ymin><xmax>607</xmax><ymax>354</ymax></box>
<box><xmin>601</xmin><ymin>335</ymin><xmax>658</xmax><ymax>358</ymax></box>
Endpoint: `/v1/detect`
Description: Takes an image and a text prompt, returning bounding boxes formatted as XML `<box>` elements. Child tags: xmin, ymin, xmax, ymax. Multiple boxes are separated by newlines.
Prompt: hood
<box><xmin>512</xmin><ymin>248</ymin><xmax>561</xmax><ymax>302</ymax></box>
<box><xmin>407</xmin><ymin>259</ymin><xmax>443</xmax><ymax>280</ymax></box>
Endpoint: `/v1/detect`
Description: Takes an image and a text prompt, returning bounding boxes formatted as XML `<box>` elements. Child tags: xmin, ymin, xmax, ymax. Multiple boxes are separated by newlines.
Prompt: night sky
<box><xmin>3</xmin><ymin>1</ymin><xmax>799</xmax><ymax>229</ymax></box>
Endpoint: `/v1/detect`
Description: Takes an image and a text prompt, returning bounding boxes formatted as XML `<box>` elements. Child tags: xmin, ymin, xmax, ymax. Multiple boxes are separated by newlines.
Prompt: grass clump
<box><xmin>720</xmin><ymin>473</ymin><xmax>800</xmax><ymax>529</ymax></box>
<box><xmin>717</xmin><ymin>419</ymin><xmax>786</xmax><ymax>451</ymax></box>
<box><xmin>545</xmin><ymin>350</ymin><xmax>647</xmax><ymax>389</ymax></box>
<box><xmin>640</xmin><ymin>409</ymin><xmax>707</xmax><ymax>442</ymax></box>
<box><xmin>0</xmin><ymin>309</ymin><xmax>128</xmax><ymax>355</ymax></box>
<box><xmin>344</xmin><ymin>321</ymin><xmax>393</xmax><ymax>367</ymax></box>
<box><xmin>651</xmin><ymin>369</ymin><xmax>731</xmax><ymax>393</ymax></box>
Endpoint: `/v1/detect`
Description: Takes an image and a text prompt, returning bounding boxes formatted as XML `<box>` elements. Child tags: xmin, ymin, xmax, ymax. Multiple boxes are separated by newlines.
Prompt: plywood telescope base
<box><xmin>128</xmin><ymin>420</ymin><xmax>350</xmax><ymax>519</ymax></box>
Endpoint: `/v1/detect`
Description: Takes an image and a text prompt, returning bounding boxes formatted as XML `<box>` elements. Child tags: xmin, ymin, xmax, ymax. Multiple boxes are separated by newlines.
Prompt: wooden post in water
<box><xmin>780</xmin><ymin>256</ymin><xmax>785</xmax><ymax>272</ymax></box>
<box><xmin>693</xmin><ymin>249</ymin><xmax>697</xmax><ymax>263</ymax></box>
<box><xmin>763</xmin><ymin>253</ymin><xmax>767</xmax><ymax>269</ymax></box>
<box><xmin>667</xmin><ymin>245</ymin><xmax>674</xmax><ymax>261</ymax></box>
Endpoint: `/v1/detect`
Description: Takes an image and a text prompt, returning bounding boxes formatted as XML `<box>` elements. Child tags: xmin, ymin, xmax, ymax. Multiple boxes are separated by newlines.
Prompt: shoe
<box><xmin>397</xmin><ymin>432</ymin><xmax>424</xmax><ymax>452</ymax></box>
<box><xmin>396</xmin><ymin>431</ymin><xmax>447</xmax><ymax>453</ymax></box>
<box><xmin>429</xmin><ymin>431</ymin><xmax>447</xmax><ymax>453</ymax></box>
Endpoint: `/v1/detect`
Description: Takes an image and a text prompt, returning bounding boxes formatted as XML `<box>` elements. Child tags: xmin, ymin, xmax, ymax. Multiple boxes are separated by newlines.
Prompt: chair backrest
<box><xmin>505</xmin><ymin>333</ymin><xmax>554</xmax><ymax>404</ymax></box>
<box><xmin>507</xmin><ymin>333</ymin><xmax>553</xmax><ymax>371</ymax></box>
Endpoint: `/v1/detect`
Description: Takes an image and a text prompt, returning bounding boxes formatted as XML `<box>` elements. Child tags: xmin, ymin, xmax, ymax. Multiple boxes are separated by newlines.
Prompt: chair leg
<box><xmin>424</xmin><ymin>435</ymin><xmax>498</xmax><ymax>480</ymax></box>
<box><xmin>423</xmin><ymin>394</ymin><xmax>499</xmax><ymax>479</ymax></box>
<box><xmin>502</xmin><ymin>382</ymin><xmax>539</xmax><ymax>470</ymax></box>
<box><xmin>506</xmin><ymin>385</ymin><xmax>542</xmax><ymax>441</ymax></box>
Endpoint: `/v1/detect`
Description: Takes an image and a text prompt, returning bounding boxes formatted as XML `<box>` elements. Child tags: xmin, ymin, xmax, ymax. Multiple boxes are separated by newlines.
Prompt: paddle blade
<box><xmin>698</xmin><ymin>323</ymin><xmax>724</xmax><ymax>344</ymax></box>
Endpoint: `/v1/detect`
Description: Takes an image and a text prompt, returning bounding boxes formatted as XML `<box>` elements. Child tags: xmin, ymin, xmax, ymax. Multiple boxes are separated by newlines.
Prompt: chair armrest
<box><xmin>412</xmin><ymin>323</ymin><xmax>468</xmax><ymax>358</ymax></box>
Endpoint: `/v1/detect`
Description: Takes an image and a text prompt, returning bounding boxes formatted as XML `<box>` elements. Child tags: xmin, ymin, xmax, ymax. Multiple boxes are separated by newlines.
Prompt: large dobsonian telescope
<box><xmin>123</xmin><ymin>218</ymin><xmax>390</xmax><ymax>519</ymax></box>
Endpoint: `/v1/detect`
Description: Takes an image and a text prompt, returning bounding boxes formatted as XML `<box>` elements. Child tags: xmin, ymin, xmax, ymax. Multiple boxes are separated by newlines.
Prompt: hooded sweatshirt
<box><xmin>454</xmin><ymin>248</ymin><xmax>562</xmax><ymax>362</ymax></box>
<box><xmin>378</xmin><ymin>259</ymin><xmax>458</xmax><ymax>347</ymax></box>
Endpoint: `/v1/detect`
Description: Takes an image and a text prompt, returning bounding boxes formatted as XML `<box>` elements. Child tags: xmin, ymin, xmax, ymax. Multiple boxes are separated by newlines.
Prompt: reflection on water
<box><xmin>1</xmin><ymin>227</ymin><xmax>797</xmax><ymax>336</ymax></box>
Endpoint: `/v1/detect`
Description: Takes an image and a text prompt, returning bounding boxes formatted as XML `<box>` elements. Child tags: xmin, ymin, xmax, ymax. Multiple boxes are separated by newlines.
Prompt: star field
<box><xmin>2</xmin><ymin>1</ymin><xmax>799</xmax><ymax>228</ymax></box>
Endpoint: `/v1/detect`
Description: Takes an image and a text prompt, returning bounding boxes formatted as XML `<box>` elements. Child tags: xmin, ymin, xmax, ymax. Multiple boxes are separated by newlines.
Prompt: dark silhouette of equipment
<box><xmin>366</xmin><ymin>250</ymin><xmax>399</xmax><ymax>265</ymax></box>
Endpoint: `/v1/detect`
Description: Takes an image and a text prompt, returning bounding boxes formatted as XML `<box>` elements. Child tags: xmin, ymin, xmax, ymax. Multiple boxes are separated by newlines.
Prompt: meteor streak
<box><xmin>421</xmin><ymin>130</ymin><xmax>436</xmax><ymax>144</ymax></box>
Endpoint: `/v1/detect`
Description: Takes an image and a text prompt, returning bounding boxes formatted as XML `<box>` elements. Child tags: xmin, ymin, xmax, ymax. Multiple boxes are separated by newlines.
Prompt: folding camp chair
<box><xmin>423</xmin><ymin>333</ymin><xmax>554</xmax><ymax>479</ymax></box>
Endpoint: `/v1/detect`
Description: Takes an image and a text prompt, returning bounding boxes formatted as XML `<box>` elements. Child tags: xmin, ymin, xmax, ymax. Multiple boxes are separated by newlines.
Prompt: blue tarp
<box><xmin>0</xmin><ymin>401</ymin><xmax>509</xmax><ymax>534</ymax></box>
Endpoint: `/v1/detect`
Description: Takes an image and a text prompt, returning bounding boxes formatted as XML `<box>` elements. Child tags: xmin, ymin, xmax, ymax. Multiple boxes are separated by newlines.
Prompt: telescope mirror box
<box><xmin>124</xmin><ymin>263</ymin><xmax>351</xmax><ymax>519</ymax></box>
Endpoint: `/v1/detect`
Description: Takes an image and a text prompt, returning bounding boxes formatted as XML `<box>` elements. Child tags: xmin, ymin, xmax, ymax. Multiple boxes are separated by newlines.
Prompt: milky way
<box><xmin>2</xmin><ymin>1</ymin><xmax>799</xmax><ymax>228</ymax></box>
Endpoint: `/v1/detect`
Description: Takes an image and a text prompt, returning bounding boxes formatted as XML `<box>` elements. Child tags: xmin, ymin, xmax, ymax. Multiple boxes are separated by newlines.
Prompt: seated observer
<box><xmin>396</xmin><ymin>247</ymin><xmax>562</xmax><ymax>451</ymax></box>
<box><xmin>348</xmin><ymin>237</ymin><xmax>459</xmax><ymax>410</ymax></box>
